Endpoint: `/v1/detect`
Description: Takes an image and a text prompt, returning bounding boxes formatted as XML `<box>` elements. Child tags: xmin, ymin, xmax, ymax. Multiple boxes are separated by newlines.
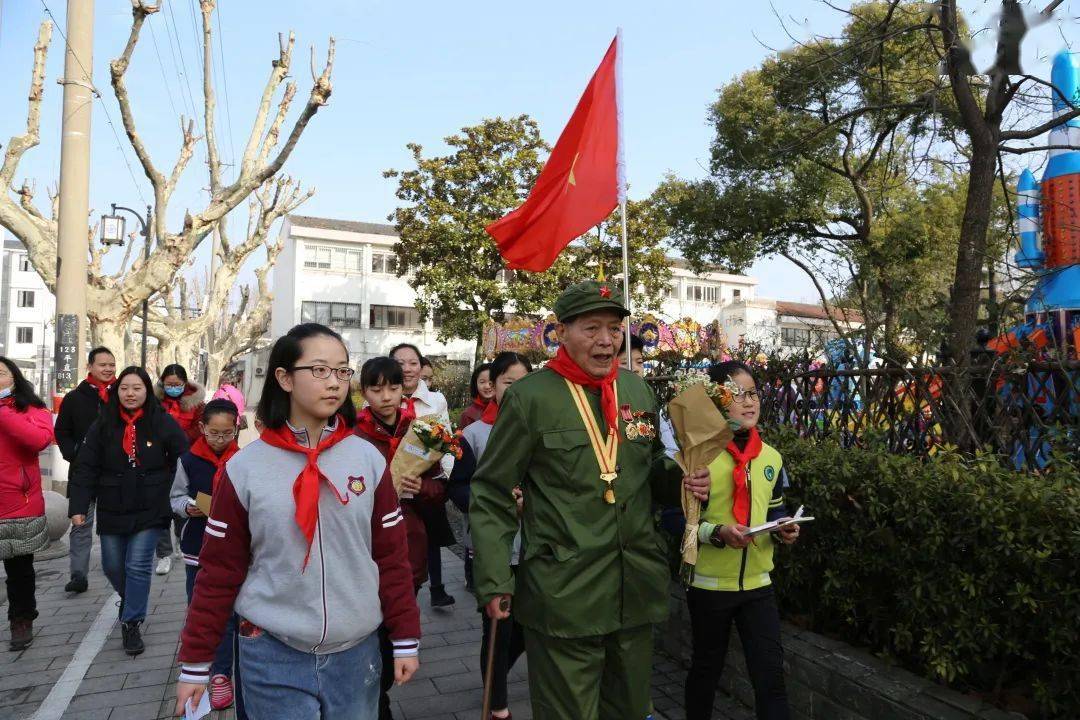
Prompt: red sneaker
<box><xmin>209</xmin><ymin>674</ymin><xmax>234</xmax><ymax>710</ymax></box>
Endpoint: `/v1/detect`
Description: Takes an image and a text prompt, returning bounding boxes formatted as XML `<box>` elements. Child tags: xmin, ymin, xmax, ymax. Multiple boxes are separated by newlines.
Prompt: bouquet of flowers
<box><xmin>388</xmin><ymin>415</ymin><xmax>463</xmax><ymax>497</ymax></box>
<box><xmin>667</xmin><ymin>370</ymin><xmax>743</xmax><ymax>584</ymax></box>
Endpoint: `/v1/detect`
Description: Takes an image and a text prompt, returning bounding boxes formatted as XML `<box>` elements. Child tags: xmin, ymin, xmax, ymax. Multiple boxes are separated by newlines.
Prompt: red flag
<box><xmin>486</xmin><ymin>34</ymin><xmax>623</xmax><ymax>272</ymax></box>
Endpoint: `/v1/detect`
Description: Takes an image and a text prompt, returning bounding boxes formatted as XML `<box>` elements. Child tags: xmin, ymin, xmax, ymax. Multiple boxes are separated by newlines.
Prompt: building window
<box><xmin>664</xmin><ymin>284</ymin><xmax>678</xmax><ymax>299</ymax></box>
<box><xmin>686</xmin><ymin>284</ymin><xmax>719</xmax><ymax>303</ymax></box>
<box><xmin>781</xmin><ymin>327</ymin><xmax>812</xmax><ymax>347</ymax></box>
<box><xmin>372</xmin><ymin>251</ymin><xmax>399</xmax><ymax>275</ymax></box>
<box><xmin>301</xmin><ymin>301</ymin><xmax>363</xmax><ymax>328</ymax></box>
<box><xmin>17</xmin><ymin>291</ymin><xmax>35</xmax><ymax>308</ymax></box>
<box><xmin>18</xmin><ymin>255</ymin><xmax>31</xmax><ymax>272</ymax></box>
<box><xmin>370</xmin><ymin>304</ymin><xmax>421</xmax><ymax>329</ymax></box>
<box><xmin>15</xmin><ymin>327</ymin><xmax>33</xmax><ymax>344</ymax></box>
<box><xmin>733</xmin><ymin>289</ymin><xmax>742</xmax><ymax>300</ymax></box>
<box><xmin>304</xmin><ymin>245</ymin><xmax>332</xmax><ymax>270</ymax></box>
<box><xmin>496</xmin><ymin>268</ymin><xmax>514</xmax><ymax>283</ymax></box>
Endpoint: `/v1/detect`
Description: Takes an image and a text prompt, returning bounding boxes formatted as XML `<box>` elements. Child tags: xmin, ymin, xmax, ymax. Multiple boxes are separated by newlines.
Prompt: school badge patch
<box><xmin>347</xmin><ymin>476</ymin><xmax>366</xmax><ymax>496</ymax></box>
<box><xmin>764</xmin><ymin>466</ymin><xmax>776</xmax><ymax>481</ymax></box>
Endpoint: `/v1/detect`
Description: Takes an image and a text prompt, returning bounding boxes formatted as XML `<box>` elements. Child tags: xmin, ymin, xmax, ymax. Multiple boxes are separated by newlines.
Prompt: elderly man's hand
<box><xmin>682</xmin><ymin>467</ymin><xmax>711</xmax><ymax>502</ymax></box>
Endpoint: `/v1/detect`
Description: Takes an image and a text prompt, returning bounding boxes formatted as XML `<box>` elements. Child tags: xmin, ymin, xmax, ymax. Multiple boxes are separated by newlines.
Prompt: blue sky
<box><xmin>0</xmin><ymin>0</ymin><xmax>1076</xmax><ymax>303</ymax></box>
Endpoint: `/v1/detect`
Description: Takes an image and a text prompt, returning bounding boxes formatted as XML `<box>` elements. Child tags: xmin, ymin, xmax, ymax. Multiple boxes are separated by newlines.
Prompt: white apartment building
<box><xmin>659</xmin><ymin>258</ymin><xmax>758</xmax><ymax>321</ymax></box>
<box><xmin>271</xmin><ymin>215</ymin><xmax>477</xmax><ymax>367</ymax></box>
<box><xmin>720</xmin><ymin>299</ymin><xmax>864</xmax><ymax>356</ymax></box>
<box><xmin>0</xmin><ymin>237</ymin><xmax>55</xmax><ymax>395</ymax></box>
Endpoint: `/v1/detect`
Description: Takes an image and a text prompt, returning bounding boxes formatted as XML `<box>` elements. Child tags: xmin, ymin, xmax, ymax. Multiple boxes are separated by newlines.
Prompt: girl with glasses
<box><xmin>176</xmin><ymin>323</ymin><xmax>420</xmax><ymax>719</ymax></box>
<box><xmin>169</xmin><ymin>399</ymin><xmax>242</xmax><ymax>711</ymax></box>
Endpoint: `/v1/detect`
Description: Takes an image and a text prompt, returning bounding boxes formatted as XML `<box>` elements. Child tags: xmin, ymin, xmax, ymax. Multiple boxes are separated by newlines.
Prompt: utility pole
<box><xmin>53</xmin><ymin>0</ymin><xmax>95</xmax><ymax>396</ymax></box>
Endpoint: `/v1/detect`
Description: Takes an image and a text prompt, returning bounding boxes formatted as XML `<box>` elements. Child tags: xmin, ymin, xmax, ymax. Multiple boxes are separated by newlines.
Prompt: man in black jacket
<box><xmin>55</xmin><ymin>347</ymin><xmax>115</xmax><ymax>593</ymax></box>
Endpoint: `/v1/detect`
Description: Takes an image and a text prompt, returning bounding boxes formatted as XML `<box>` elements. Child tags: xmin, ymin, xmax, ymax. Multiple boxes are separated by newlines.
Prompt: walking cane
<box><xmin>481</xmin><ymin>597</ymin><xmax>510</xmax><ymax>719</ymax></box>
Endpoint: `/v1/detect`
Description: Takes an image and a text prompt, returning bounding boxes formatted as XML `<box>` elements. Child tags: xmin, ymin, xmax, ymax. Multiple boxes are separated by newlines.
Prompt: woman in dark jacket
<box><xmin>69</xmin><ymin>366</ymin><xmax>188</xmax><ymax>656</ymax></box>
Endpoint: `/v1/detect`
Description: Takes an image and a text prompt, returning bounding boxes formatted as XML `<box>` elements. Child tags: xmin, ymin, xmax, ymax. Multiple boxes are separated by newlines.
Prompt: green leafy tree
<box><xmin>386</xmin><ymin>115</ymin><xmax>671</xmax><ymax>359</ymax></box>
<box><xmin>653</xmin><ymin>1</ymin><xmax>956</xmax><ymax>365</ymax></box>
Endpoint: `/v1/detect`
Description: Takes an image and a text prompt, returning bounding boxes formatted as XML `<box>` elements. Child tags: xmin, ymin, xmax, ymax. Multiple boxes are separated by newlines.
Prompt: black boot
<box><xmin>9</xmin><ymin>619</ymin><xmax>33</xmax><ymax>651</ymax></box>
<box><xmin>121</xmin><ymin>621</ymin><xmax>145</xmax><ymax>656</ymax></box>
<box><xmin>64</xmin><ymin>574</ymin><xmax>88</xmax><ymax>594</ymax></box>
<box><xmin>464</xmin><ymin>555</ymin><xmax>475</xmax><ymax>592</ymax></box>
<box><xmin>430</xmin><ymin>584</ymin><xmax>455</xmax><ymax>608</ymax></box>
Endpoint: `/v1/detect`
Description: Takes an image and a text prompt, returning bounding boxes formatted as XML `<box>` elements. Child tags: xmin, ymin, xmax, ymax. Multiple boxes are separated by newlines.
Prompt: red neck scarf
<box><xmin>189</xmin><ymin>436</ymin><xmax>239</xmax><ymax>494</ymax></box>
<box><xmin>86</xmin><ymin>374</ymin><xmax>112</xmax><ymax>404</ymax></box>
<box><xmin>356</xmin><ymin>405</ymin><xmax>414</xmax><ymax>457</ymax></box>
<box><xmin>470</xmin><ymin>396</ymin><xmax>489</xmax><ymax>410</ymax></box>
<box><xmin>0</xmin><ymin>395</ymin><xmax>14</xmax><ymax>409</ymax></box>
<box><xmin>726</xmin><ymin>428</ymin><xmax>763</xmax><ymax>527</ymax></box>
<box><xmin>401</xmin><ymin>395</ymin><xmax>417</xmax><ymax>418</ymax></box>
<box><xmin>546</xmin><ymin>346</ymin><xmax>620</xmax><ymax>432</ymax></box>
<box><xmin>259</xmin><ymin>416</ymin><xmax>354</xmax><ymax>569</ymax></box>
<box><xmin>120</xmin><ymin>408</ymin><xmax>144</xmax><ymax>466</ymax></box>
<box><xmin>480</xmin><ymin>399</ymin><xmax>499</xmax><ymax>425</ymax></box>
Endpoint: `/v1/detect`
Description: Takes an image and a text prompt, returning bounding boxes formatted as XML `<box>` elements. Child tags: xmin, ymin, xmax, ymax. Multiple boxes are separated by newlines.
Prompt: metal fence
<box><xmin>650</xmin><ymin>361</ymin><xmax>1080</xmax><ymax>470</ymax></box>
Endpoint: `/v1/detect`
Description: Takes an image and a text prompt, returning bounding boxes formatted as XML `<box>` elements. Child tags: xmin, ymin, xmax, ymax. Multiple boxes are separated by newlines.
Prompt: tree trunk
<box><xmin>93</xmin><ymin>319</ymin><xmax>129</xmax><ymax>369</ymax></box>
<box><xmin>947</xmin><ymin>144</ymin><xmax>997</xmax><ymax>365</ymax></box>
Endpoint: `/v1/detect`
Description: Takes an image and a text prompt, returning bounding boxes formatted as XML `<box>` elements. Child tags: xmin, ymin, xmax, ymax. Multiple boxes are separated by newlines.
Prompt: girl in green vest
<box><xmin>684</xmin><ymin>361</ymin><xmax>800</xmax><ymax>720</ymax></box>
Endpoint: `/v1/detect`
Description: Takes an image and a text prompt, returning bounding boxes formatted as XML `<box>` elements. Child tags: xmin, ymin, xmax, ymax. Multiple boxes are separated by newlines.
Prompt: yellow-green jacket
<box><xmin>469</xmin><ymin>368</ymin><xmax>683</xmax><ymax>638</ymax></box>
<box><xmin>692</xmin><ymin>439</ymin><xmax>789</xmax><ymax>592</ymax></box>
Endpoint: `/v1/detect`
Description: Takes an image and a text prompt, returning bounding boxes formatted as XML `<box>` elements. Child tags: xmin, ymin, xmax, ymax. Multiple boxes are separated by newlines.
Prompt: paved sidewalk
<box><xmin>2</xmin><ymin>546</ymin><xmax>751</xmax><ymax>720</ymax></box>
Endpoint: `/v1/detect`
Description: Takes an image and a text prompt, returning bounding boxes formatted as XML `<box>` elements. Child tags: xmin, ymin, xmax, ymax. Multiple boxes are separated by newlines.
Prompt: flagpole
<box><xmin>614</xmin><ymin>27</ymin><xmax>633</xmax><ymax>369</ymax></box>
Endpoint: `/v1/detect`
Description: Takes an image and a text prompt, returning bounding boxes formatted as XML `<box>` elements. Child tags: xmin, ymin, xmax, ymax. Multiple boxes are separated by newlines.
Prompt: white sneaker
<box><xmin>155</xmin><ymin>556</ymin><xmax>172</xmax><ymax>575</ymax></box>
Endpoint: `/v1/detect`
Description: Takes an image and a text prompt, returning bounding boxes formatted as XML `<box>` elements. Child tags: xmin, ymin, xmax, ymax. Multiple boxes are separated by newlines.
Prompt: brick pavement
<box><xmin>2</xmin><ymin>546</ymin><xmax>751</xmax><ymax>720</ymax></box>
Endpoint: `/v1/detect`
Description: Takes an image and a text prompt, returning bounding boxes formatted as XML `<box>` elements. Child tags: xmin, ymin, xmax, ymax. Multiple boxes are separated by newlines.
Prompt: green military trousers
<box><xmin>523</xmin><ymin>623</ymin><xmax>653</xmax><ymax>719</ymax></box>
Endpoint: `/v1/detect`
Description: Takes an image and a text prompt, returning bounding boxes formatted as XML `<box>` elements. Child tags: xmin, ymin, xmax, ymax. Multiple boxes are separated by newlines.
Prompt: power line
<box><xmin>157</xmin><ymin>1</ymin><xmax>197</xmax><ymax>120</ymax></box>
<box><xmin>39</xmin><ymin>0</ymin><xmax>150</xmax><ymax>207</ymax></box>
<box><xmin>214</xmin><ymin>0</ymin><xmax>237</xmax><ymax>168</ymax></box>
<box><xmin>146</xmin><ymin>19</ymin><xmax>180</xmax><ymax>120</ymax></box>
<box><xmin>163</xmin><ymin>0</ymin><xmax>200</xmax><ymax>126</ymax></box>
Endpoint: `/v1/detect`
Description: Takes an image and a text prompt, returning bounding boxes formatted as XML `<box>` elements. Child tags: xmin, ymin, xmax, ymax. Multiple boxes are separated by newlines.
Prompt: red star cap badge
<box><xmin>599</xmin><ymin>286</ymin><xmax>611</xmax><ymax>298</ymax></box>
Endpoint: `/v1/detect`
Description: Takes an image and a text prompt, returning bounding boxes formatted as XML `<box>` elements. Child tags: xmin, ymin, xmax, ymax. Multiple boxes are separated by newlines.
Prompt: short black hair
<box><xmin>160</xmin><ymin>363</ymin><xmax>189</xmax><ymax>384</ymax></box>
<box><xmin>360</xmin><ymin>357</ymin><xmax>404</xmax><ymax>390</ymax></box>
<box><xmin>420</xmin><ymin>357</ymin><xmax>433</xmax><ymax>369</ymax></box>
<box><xmin>257</xmin><ymin>323</ymin><xmax>357</xmax><ymax>429</ymax></box>
<box><xmin>629</xmin><ymin>334</ymin><xmax>644</xmax><ymax>352</ymax></box>
<box><xmin>469</xmin><ymin>363</ymin><xmax>492</xmax><ymax>398</ymax></box>
<box><xmin>489</xmin><ymin>352</ymin><xmax>533</xmax><ymax>385</ymax></box>
<box><xmin>202</xmin><ymin>398</ymin><xmax>238</xmax><ymax>423</ymax></box>
<box><xmin>709</xmin><ymin>360</ymin><xmax>754</xmax><ymax>385</ymax></box>
<box><xmin>388</xmin><ymin>343</ymin><xmax>423</xmax><ymax>363</ymax></box>
<box><xmin>0</xmin><ymin>356</ymin><xmax>46</xmax><ymax>411</ymax></box>
<box><xmin>87</xmin><ymin>346</ymin><xmax>114</xmax><ymax>365</ymax></box>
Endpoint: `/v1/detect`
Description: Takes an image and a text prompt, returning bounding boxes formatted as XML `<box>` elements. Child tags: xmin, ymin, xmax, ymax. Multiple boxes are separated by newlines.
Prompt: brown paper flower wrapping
<box><xmin>388</xmin><ymin>414</ymin><xmax>446</xmax><ymax>497</ymax></box>
<box><xmin>667</xmin><ymin>383</ymin><xmax>735</xmax><ymax>584</ymax></box>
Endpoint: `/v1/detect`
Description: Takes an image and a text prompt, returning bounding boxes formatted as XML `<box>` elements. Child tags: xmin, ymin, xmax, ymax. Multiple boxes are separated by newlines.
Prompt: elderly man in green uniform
<box><xmin>470</xmin><ymin>280</ymin><xmax>710</xmax><ymax>719</ymax></box>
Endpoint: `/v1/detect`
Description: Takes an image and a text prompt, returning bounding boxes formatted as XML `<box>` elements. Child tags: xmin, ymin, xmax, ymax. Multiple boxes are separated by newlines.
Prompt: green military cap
<box><xmin>554</xmin><ymin>280</ymin><xmax>630</xmax><ymax>322</ymax></box>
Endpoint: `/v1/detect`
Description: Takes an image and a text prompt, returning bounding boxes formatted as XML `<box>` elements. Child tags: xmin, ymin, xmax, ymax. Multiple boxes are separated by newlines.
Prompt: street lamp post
<box><xmin>100</xmin><ymin>203</ymin><xmax>154</xmax><ymax>367</ymax></box>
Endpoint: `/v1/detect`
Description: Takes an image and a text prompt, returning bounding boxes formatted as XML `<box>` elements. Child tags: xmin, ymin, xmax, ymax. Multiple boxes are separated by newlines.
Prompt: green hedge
<box><xmin>767</xmin><ymin>429</ymin><xmax>1079</xmax><ymax>718</ymax></box>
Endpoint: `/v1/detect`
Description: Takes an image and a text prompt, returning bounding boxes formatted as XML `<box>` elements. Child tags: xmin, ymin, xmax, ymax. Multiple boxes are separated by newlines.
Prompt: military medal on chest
<box><xmin>565</xmin><ymin>379</ymin><xmax>621</xmax><ymax>504</ymax></box>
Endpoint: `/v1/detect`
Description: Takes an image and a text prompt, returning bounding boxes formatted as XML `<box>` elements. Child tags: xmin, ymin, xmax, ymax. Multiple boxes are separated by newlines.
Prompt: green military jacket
<box><xmin>470</xmin><ymin>367</ymin><xmax>683</xmax><ymax>638</ymax></box>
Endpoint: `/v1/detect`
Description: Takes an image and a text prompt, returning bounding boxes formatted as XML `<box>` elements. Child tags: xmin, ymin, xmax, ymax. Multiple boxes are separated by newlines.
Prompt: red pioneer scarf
<box><xmin>189</xmin><ymin>436</ymin><xmax>239</xmax><ymax>494</ymax></box>
<box><xmin>0</xmin><ymin>395</ymin><xmax>14</xmax><ymax>409</ymax></box>
<box><xmin>86</xmin><ymin>374</ymin><xmax>112</xmax><ymax>404</ymax></box>
<box><xmin>726</xmin><ymin>428</ymin><xmax>763</xmax><ymax>527</ymax></box>
<box><xmin>120</xmin><ymin>408</ymin><xmax>144</xmax><ymax>466</ymax></box>
<box><xmin>259</xmin><ymin>417</ymin><xmax>354</xmax><ymax>569</ymax></box>
<box><xmin>546</xmin><ymin>346</ymin><xmax>620</xmax><ymax>433</ymax></box>
<box><xmin>480</xmin><ymin>399</ymin><xmax>499</xmax><ymax>425</ymax></box>
<box><xmin>356</xmin><ymin>404</ymin><xmax>415</xmax><ymax>457</ymax></box>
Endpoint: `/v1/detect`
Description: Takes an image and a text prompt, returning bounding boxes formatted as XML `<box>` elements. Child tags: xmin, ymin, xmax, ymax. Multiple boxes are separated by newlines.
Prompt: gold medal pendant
<box><xmin>601</xmin><ymin>472</ymin><xmax>617</xmax><ymax>504</ymax></box>
<box><xmin>624</xmin><ymin>423</ymin><xmax>638</xmax><ymax>441</ymax></box>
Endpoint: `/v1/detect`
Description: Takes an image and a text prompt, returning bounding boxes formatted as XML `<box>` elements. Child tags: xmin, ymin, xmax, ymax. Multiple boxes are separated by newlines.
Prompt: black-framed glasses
<box><xmin>292</xmin><ymin>365</ymin><xmax>355</xmax><ymax>381</ymax></box>
<box><xmin>204</xmin><ymin>429</ymin><xmax>237</xmax><ymax>442</ymax></box>
<box><xmin>733</xmin><ymin>389</ymin><xmax>760</xmax><ymax>403</ymax></box>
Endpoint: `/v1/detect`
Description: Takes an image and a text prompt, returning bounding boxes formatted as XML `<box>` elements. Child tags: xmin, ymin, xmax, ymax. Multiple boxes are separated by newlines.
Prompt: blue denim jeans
<box><xmin>185</xmin><ymin>565</ymin><xmax>237</xmax><ymax>677</ymax></box>
<box><xmin>238</xmin><ymin>625</ymin><xmax>381</xmax><ymax>720</ymax></box>
<box><xmin>99</xmin><ymin>528</ymin><xmax>161</xmax><ymax>623</ymax></box>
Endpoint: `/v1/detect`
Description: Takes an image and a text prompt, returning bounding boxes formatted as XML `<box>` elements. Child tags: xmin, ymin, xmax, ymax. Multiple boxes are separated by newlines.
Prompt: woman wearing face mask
<box><xmin>451</xmin><ymin>352</ymin><xmax>532</xmax><ymax>720</ymax></box>
<box><xmin>176</xmin><ymin>324</ymin><xmax>420</xmax><ymax>719</ymax></box>
<box><xmin>389</xmin><ymin>343</ymin><xmax>457</xmax><ymax>609</ymax></box>
<box><xmin>68</xmin><ymin>367</ymin><xmax>190</xmax><ymax>656</ymax></box>
<box><xmin>0</xmin><ymin>357</ymin><xmax>55</xmax><ymax>651</ymax></box>
<box><xmin>169</xmin><ymin>399</ymin><xmax>241</xmax><ymax>711</ymax></box>
<box><xmin>157</xmin><ymin>364</ymin><xmax>207</xmax><ymax>443</ymax></box>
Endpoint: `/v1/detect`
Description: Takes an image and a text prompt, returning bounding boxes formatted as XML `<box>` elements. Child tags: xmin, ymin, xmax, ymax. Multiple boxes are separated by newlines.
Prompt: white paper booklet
<box><xmin>742</xmin><ymin>505</ymin><xmax>815</xmax><ymax>538</ymax></box>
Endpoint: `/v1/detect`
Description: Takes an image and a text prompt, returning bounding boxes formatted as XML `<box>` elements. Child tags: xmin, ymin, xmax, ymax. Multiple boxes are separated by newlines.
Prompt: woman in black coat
<box><xmin>69</xmin><ymin>366</ymin><xmax>188</xmax><ymax>656</ymax></box>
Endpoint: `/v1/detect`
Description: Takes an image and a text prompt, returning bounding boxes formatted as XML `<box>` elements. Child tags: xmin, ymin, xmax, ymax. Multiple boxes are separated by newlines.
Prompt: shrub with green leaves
<box><xmin>769</xmin><ymin>429</ymin><xmax>1079</xmax><ymax>717</ymax></box>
